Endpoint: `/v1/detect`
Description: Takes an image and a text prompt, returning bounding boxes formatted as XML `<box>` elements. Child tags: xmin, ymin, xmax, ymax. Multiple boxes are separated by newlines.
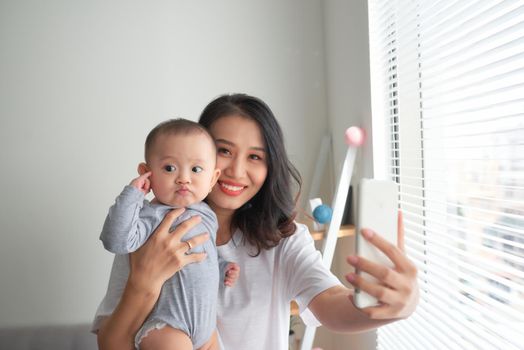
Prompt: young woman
<box><xmin>96</xmin><ymin>94</ymin><xmax>419</xmax><ymax>350</ymax></box>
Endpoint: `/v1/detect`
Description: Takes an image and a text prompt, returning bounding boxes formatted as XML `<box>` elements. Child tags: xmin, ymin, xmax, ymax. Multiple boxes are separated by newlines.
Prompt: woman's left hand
<box><xmin>345</xmin><ymin>211</ymin><xmax>419</xmax><ymax>320</ymax></box>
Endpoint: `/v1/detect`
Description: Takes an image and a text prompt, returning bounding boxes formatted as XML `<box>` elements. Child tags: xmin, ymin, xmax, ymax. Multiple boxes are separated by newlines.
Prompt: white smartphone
<box><xmin>354</xmin><ymin>178</ymin><xmax>399</xmax><ymax>309</ymax></box>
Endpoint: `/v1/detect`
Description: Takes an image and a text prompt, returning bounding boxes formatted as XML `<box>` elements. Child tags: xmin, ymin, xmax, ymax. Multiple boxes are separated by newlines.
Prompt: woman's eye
<box><xmin>250</xmin><ymin>154</ymin><xmax>262</xmax><ymax>161</ymax></box>
<box><xmin>164</xmin><ymin>165</ymin><xmax>176</xmax><ymax>172</ymax></box>
<box><xmin>192</xmin><ymin>166</ymin><xmax>203</xmax><ymax>173</ymax></box>
<box><xmin>217</xmin><ymin>147</ymin><xmax>231</xmax><ymax>156</ymax></box>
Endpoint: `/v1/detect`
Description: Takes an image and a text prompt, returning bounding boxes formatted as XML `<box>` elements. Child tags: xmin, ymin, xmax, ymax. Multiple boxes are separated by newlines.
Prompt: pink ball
<box><xmin>344</xmin><ymin>126</ymin><xmax>365</xmax><ymax>147</ymax></box>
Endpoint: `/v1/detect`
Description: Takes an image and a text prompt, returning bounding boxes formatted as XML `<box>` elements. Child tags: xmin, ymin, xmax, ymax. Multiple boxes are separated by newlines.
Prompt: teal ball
<box><xmin>313</xmin><ymin>205</ymin><xmax>333</xmax><ymax>224</ymax></box>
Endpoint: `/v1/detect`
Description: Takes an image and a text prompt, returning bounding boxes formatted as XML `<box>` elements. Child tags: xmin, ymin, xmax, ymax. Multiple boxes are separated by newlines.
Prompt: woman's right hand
<box><xmin>128</xmin><ymin>207</ymin><xmax>210</xmax><ymax>294</ymax></box>
<box><xmin>97</xmin><ymin>208</ymin><xmax>210</xmax><ymax>350</ymax></box>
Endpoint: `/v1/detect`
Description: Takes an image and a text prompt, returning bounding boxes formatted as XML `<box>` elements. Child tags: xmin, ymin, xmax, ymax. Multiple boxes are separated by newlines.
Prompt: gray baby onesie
<box><xmin>92</xmin><ymin>185</ymin><xmax>223</xmax><ymax>349</ymax></box>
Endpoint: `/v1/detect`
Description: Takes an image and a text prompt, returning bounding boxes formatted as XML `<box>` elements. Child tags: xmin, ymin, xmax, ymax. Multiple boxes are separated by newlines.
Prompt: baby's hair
<box><xmin>144</xmin><ymin>118</ymin><xmax>215</xmax><ymax>163</ymax></box>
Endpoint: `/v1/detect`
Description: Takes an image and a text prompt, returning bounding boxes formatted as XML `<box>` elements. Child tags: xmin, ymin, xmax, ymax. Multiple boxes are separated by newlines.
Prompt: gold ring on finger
<box><xmin>185</xmin><ymin>241</ymin><xmax>192</xmax><ymax>255</ymax></box>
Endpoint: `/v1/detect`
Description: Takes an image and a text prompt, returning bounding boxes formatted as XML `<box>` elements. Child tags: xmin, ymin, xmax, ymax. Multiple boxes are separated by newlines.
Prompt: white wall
<box><xmin>0</xmin><ymin>0</ymin><xmax>329</xmax><ymax>327</ymax></box>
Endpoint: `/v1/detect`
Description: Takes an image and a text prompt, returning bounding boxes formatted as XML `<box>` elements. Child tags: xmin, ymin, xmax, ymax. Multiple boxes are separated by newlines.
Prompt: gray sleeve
<box><xmin>99</xmin><ymin>185</ymin><xmax>154</xmax><ymax>254</ymax></box>
<box><xmin>187</xmin><ymin>201</ymin><xmax>219</xmax><ymax>241</ymax></box>
<box><xmin>191</xmin><ymin>202</ymin><xmax>231</xmax><ymax>281</ymax></box>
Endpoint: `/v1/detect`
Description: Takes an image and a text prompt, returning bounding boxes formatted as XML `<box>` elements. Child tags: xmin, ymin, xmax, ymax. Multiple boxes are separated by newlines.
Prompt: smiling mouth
<box><xmin>218</xmin><ymin>181</ymin><xmax>246</xmax><ymax>196</ymax></box>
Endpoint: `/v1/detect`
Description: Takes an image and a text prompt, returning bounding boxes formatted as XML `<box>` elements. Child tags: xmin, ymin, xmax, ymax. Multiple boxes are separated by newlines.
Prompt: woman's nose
<box><xmin>225</xmin><ymin>156</ymin><xmax>246</xmax><ymax>179</ymax></box>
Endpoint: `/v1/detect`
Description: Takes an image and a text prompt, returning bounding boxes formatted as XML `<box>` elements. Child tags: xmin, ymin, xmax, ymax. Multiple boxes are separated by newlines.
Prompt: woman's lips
<box><xmin>218</xmin><ymin>181</ymin><xmax>246</xmax><ymax>196</ymax></box>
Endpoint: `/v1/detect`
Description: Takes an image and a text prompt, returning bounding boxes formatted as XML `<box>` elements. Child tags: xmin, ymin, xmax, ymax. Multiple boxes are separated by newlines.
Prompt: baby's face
<box><xmin>147</xmin><ymin>132</ymin><xmax>219</xmax><ymax>207</ymax></box>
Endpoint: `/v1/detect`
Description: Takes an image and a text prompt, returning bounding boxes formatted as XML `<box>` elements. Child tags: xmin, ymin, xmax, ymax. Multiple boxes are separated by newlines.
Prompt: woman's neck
<box><xmin>209</xmin><ymin>204</ymin><xmax>235</xmax><ymax>246</ymax></box>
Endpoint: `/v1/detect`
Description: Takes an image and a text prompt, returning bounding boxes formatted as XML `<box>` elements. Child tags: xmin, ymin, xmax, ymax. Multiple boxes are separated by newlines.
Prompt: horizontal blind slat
<box><xmin>400</xmin><ymin>301</ymin><xmax>495</xmax><ymax>349</ymax></box>
<box><xmin>390</xmin><ymin>173</ymin><xmax>524</xmax><ymax>191</ymax></box>
<box><xmin>404</xmin><ymin>220</ymin><xmax>524</xmax><ymax>270</ymax></box>
<box><xmin>420</xmin><ymin>0</ymin><xmax>514</xmax><ymax>46</ymax></box>
<box><xmin>402</xmin><ymin>208</ymin><xmax>524</xmax><ymax>256</ymax></box>
<box><xmin>400</xmin><ymin>246</ymin><xmax>511</xmax><ymax>349</ymax></box>
<box><xmin>422</xmin><ymin>6</ymin><xmax>524</xmax><ymax>65</ymax></box>
<box><xmin>382</xmin><ymin>313</ymin><xmax>461</xmax><ymax>349</ymax></box>
<box><xmin>381</xmin><ymin>321</ymin><xmax>434</xmax><ymax>350</ymax></box>
<box><xmin>399</xmin><ymin>199</ymin><xmax>524</xmax><ymax>237</ymax></box>
<box><xmin>421</xmin><ymin>113</ymin><xmax>524</xmax><ymax>129</ymax></box>
<box><xmin>397</xmin><ymin>181</ymin><xmax>524</xmax><ymax>204</ymax></box>
<box><xmin>398</xmin><ymin>190</ymin><xmax>524</xmax><ymax>227</ymax></box>
<box><xmin>404</xmin><ymin>231</ymin><xmax>524</xmax><ymax>295</ymax></box>
<box><xmin>411</xmin><ymin>282</ymin><xmax>523</xmax><ymax>350</ymax></box>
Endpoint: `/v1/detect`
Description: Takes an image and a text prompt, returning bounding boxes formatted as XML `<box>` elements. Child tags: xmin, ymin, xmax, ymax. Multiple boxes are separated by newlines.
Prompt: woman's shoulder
<box><xmin>278</xmin><ymin>222</ymin><xmax>314</xmax><ymax>251</ymax></box>
<box><xmin>291</xmin><ymin>222</ymin><xmax>312</xmax><ymax>238</ymax></box>
<box><xmin>229</xmin><ymin>223</ymin><xmax>314</xmax><ymax>256</ymax></box>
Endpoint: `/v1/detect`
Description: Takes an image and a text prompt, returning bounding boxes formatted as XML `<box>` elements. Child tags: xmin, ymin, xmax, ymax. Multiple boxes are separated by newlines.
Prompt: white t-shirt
<box><xmin>216</xmin><ymin>223</ymin><xmax>341</xmax><ymax>350</ymax></box>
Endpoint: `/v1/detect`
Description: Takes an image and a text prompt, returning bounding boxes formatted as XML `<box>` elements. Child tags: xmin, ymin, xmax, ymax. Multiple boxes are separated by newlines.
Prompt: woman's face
<box><xmin>206</xmin><ymin>114</ymin><xmax>268</xmax><ymax>213</ymax></box>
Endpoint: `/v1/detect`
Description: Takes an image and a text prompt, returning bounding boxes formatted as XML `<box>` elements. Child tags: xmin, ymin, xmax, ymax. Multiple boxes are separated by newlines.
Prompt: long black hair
<box><xmin>199</xmin><ymin>93</ymin><xmax>302</xmax><ymax>255</ymax></box>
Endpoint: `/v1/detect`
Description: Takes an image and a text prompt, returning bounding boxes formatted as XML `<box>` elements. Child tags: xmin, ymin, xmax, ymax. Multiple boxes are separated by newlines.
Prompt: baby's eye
<box><xmin>192</xmin><ymin>166</ymin><xmax>203</xmax><ymax>173</ymax></box>
<box><xmin>164</xmin><ymin>165</ymin><xmax>176</xmax><ymax>172</ymax></box>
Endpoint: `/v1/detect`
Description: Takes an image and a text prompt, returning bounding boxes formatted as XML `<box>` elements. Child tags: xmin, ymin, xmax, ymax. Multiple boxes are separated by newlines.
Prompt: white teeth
<box><xmin>221</xmin><ymin>182</ymin><xmax>244</xmax><ymax>191</ymax></box>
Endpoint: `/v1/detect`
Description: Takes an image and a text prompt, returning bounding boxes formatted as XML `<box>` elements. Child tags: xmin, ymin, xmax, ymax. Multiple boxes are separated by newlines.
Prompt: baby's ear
<box><xmin>137</xmin><ymin>162</ymin><xmax>150</xmax><ymax>175</ymax></box>
<box><xmin>210</xmin><ymin>168</ymin><xmax>221</xmax><ymax>190</ymax></box>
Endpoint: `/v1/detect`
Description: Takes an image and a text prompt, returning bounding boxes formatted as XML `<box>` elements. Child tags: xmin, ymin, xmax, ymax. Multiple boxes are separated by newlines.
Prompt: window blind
<box><xmin>367</xmin><ymin>1</ymin><xmax>524</xmax><ymax>349</ymax></box>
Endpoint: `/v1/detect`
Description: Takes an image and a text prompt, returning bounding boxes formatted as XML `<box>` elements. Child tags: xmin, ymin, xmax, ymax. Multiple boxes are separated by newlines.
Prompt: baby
<box><xmin>92</xmin><ymin>119</ymin><xmax>239</xmax><ymax>350</ymax></box>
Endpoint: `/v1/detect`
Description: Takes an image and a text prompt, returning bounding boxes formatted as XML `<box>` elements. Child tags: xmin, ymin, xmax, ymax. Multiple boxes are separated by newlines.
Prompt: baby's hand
<box><xmin>224</xmin><ymin>262</ymin><xmax>240</xmax><ymax>287</ymax></box>
<box><xmin>130</xmin><ymin>172</ymin><xmax>152</xmax><ymax>194</ymax></box>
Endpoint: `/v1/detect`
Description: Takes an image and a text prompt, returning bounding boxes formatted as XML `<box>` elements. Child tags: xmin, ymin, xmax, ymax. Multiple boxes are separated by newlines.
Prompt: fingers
<box><xmin>228</xmin><ymin>262</ymin><xmax>240</xmax><ymax>272</ymax></box>
<box><xmin>397</xmin><ymin>210</ymin><xmax>405</xmax><ymax>252</ymax></box>
<box><xmin>183</xmin><ymin>232</ymin><xmax>210</xmax><ymax>253</ymax></box>
<box><xmin>224</xmin><ymin>263</ymin><xmax>240</xmax><ymax>287</ymax></box>
<box><xmin>143</xmin><ymin>178</ymin><xmax>151</xmax><ymax>193</ymax></box>
<box><xmin>345</xmin><ymin>212</ymin><xmax>419</xmax><ymax>320</ymax></box>
<box><xmin>183</xmin><ymin>252</ymin><xmax>208</xmax><ymax>264</ymax></box>
<box><xmin>347</xmin><ymin>255</ymin><xmax>402</xmax><ymax>288</ymax></box>
<box><xmin>346</xmin><ymin>280</ymin><xmax>417</xmax><ymax>320</ymax></box>
<box><xmin>154</xmin><ymin>208</ymin><xmax>187</xmax><ymax>237</ymax></box>
<box><xmin>169</xmin><ymin>215</ymin><xmax>202</xmax><ymax>241</ymax></box>
<box><xmin>224</xmin><ymin>276</ymin><xmax>238</xmax><ymax>287</ymax></box>
<box><xmin>127</xmin><ymin>212</ymin><xmax>211</xmax><ymax>294</ymax></box>
<box><xmin>354</xmin><ymin>302</ymin><xmax>398</xmax><ymax>320</ymax></box>
<box><xmin>345</xmin><ymin>273</ymin><xmax>396</xmax><ymax>305</ymax></box>
<box><xmin>360</xmin><ymin>228</ymin><xmax>414</xmax><ymax>274</ymax></box>
<box><xmin>156</xmin><ymin>212</ymin><xmax>209</xmax><ymax>266</ymax></box>
<box><xmin>138</xmin><ymin>171</ymin><xmax>152</xmax><ymax>180</ymax></box>
<box><xmin>226</xmin><ymin>263</ymin><xmax>240</xmax><ymax>277</ymax></box>
<box><xmin>130</xmin><ymin>171</ymin><xmax>152</xmax><ymax>184</ymax></box>
<box><xmin>130</xmin><ymin>172</ymin><xmax>152</xmax><ymax>188</ymax></box>
<box><xmin>167</xmin><ymin>231</ymin><xmax>210</xmax><ymax>271</ymax></box>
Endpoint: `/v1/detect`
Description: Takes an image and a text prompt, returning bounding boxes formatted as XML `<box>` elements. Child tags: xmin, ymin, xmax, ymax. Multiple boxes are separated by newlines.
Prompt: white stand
<box><xmin>299</xmin><ymin>127</ymin><xmax>364</xmax><ymax>350</ymax></box>
<box><xmin>305</xmin><ymin>134</ymin><xmax>332</xmax><ymax>210</ymax></box>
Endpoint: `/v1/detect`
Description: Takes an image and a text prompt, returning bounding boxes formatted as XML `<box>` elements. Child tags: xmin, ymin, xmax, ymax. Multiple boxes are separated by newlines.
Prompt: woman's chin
<box><xmin>207</xmin><ymin>194</ymin><xmax>247</xmax><ymax>213</ymax></box>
